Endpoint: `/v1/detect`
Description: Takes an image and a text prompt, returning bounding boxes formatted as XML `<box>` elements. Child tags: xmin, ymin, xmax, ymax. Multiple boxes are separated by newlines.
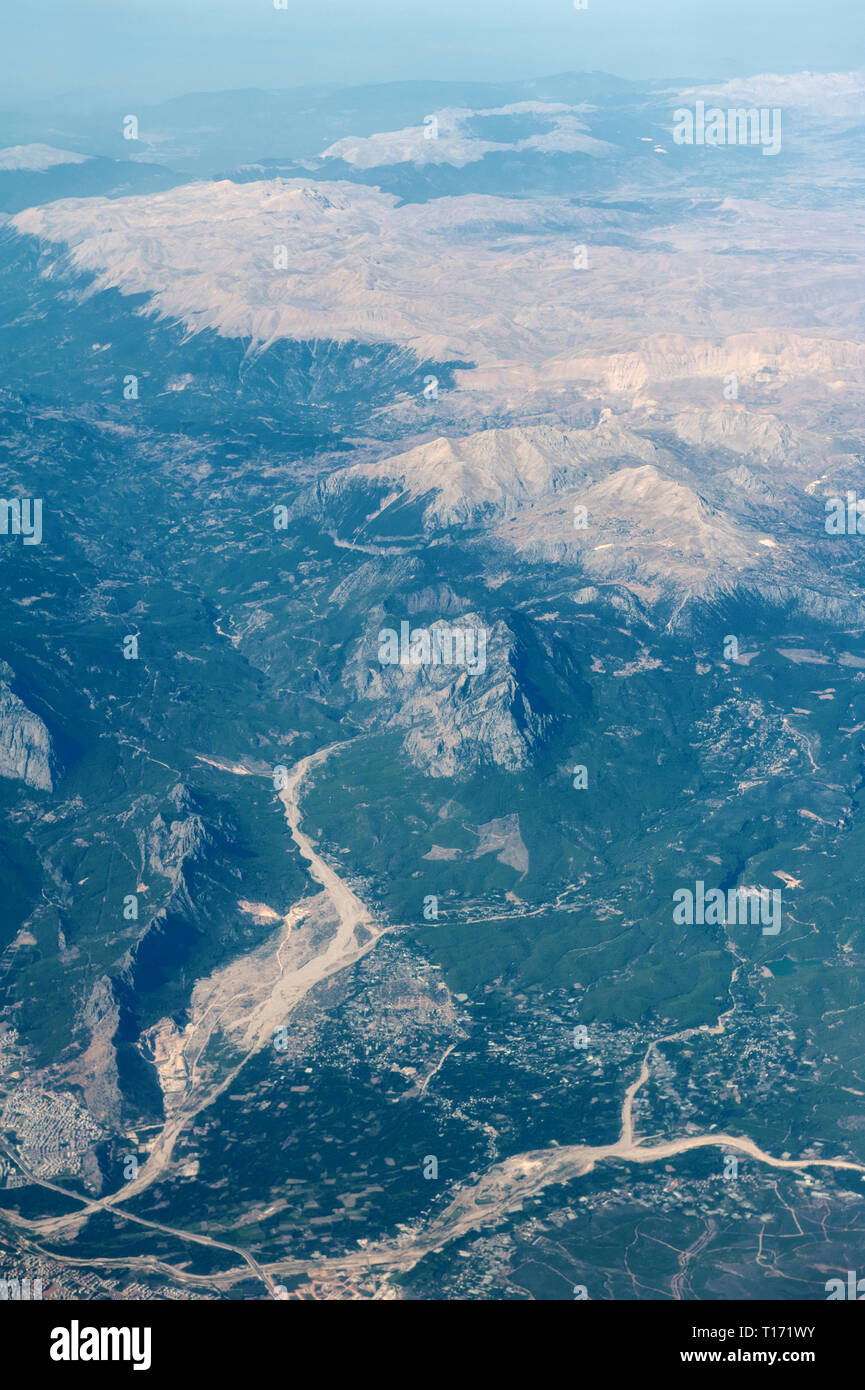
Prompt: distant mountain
<box><xmin>0</xmin><ymin>144</ymin><xmax>90</xmax><ymax>171</ymax></box>
<box><xmin>0</xmin><ymin>148</ymin><xmax>181</xmax><ymax>212</ymax></box>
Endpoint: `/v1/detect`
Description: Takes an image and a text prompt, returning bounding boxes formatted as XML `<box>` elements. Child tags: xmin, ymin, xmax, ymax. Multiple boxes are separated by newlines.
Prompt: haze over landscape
<box><xmin>1</xmin><ymin>1</ymin><xmax>865</xmax><ymax>1313</ymax></box>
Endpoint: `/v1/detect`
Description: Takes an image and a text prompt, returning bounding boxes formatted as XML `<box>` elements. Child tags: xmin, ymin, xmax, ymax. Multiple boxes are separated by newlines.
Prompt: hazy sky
<box><xmin>5</xmin><ymin>0</ymin><xmax>863</xmax><ymax>105</ymax></box>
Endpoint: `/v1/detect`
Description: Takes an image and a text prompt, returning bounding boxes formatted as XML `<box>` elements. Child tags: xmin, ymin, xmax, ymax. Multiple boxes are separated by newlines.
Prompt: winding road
<box><xmin>3</xmin><ymin>747</ymin><xmax>864</xmax><ymax>1296</ymax></box>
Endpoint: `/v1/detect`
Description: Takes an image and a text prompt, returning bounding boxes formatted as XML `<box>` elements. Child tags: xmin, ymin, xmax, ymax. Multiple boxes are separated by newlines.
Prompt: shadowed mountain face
<box><xmin>0</xmin><ymin>64</ymin><xmax>865</xmax><ymax>1305</ymax></box>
